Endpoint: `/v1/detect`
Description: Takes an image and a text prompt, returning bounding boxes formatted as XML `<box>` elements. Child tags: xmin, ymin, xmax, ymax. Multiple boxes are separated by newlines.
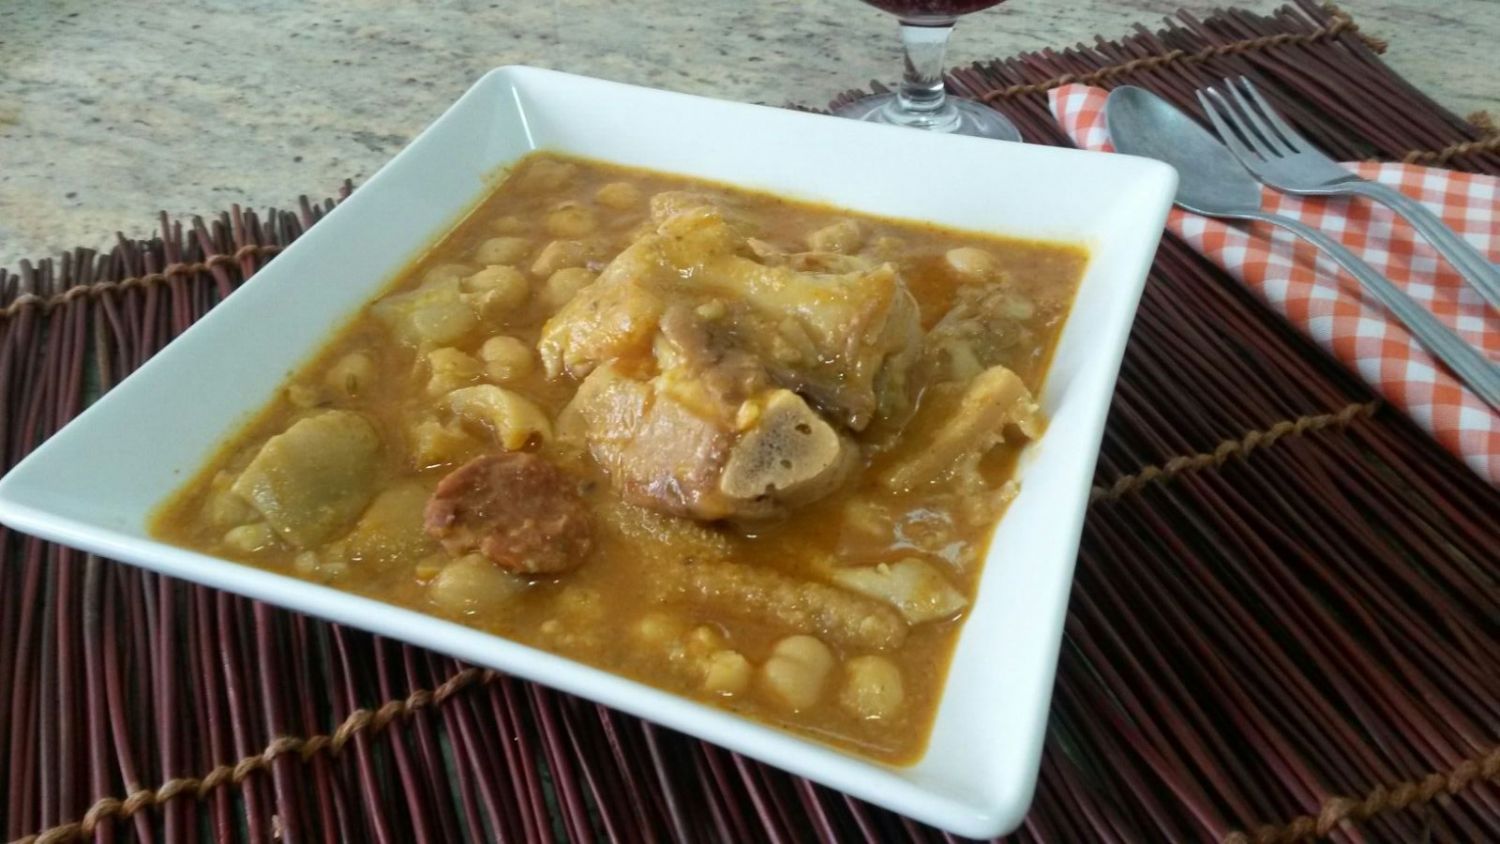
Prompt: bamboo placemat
<box><xmin>2</xmin><ymin>2</ymin><xmax>1497</xmax><ymax>842</ymax></box>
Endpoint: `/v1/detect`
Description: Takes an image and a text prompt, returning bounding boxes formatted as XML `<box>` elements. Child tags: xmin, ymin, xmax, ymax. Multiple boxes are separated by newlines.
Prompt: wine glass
<box><xmin>834</xmin><ymin>1</ymin><xmax>1021</xmax><ymax>141</ymax></box>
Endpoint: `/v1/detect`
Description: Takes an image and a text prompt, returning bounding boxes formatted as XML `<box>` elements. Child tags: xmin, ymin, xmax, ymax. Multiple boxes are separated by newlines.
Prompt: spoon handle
<box><xmin>1345</xmin><ymin>180</ymin><xmax>1500</xmax><ymax>312</ymax></box>
<box><xmin>1241</xmin><ymin>209</ymin><xmax>1500</xmax><ymax>411</ymax></box>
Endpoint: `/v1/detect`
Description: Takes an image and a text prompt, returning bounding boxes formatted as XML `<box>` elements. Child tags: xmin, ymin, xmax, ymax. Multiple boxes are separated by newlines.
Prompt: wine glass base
<box><xmin>833</xmin><ymin>93</ymin><xmax>1022</xmax><ymax>142</ymax></box>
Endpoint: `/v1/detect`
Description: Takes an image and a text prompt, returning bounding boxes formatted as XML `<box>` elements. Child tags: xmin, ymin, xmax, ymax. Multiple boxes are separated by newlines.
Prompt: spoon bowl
<box><xmin>1105</xmin><ymin>86</ymin><xmax>1262</xmax><ymax>214</ymax></box>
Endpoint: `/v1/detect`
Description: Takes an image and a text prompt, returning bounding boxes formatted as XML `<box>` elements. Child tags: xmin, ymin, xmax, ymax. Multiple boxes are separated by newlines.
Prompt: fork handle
<box><xmin>1240</xmin><ymin>209</ymin><xmax>1500</xmax><ymax>411</ymax></box>
<box><xmin>1345</xmin><ymin>180</ymin><xmax>1500</xmax><ymax>312</ymax></box>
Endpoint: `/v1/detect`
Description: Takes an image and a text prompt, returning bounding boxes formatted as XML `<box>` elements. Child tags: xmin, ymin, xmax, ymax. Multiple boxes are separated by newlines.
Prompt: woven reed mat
<box><xmin>3</xmin><ymin>2</ymin><xmax>1497</xmax><ymax>842</ymax></box>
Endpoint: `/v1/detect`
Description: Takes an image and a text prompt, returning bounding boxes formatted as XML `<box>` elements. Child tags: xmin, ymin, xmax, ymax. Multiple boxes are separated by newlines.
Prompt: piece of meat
<box><xmin>920</xmin><ymin>282</ymin><xmax>1040</xmax><ymax>383</ymax></box>
<box><xmin>231</xmin><ymin>410</ymin><xmax>381</xmax><ymax>547</ymax></box>
<box><xmin>537</xmin><ymin>204</ymin><xmax>920</xmax><ymax>522</ymax></box>
<box><xmin>568</xmin><ymin>366</ymin><xmax>855</xmax><ymax>521</ymax></box>
<box><xmin>689</xmin><ymin>254</ymin><xmax>922</xmax><ymax>431</ymax></box>
<box><xmin>540</xmin><ymin>205</ymin><xmax>921</xmax><ymax>431</ymax></box>
<box><xmin>538</xmin><ymin>206</ymin><xmax>736</xmax><ymax>379</ymax></box>
<box><xmin>655</xmin><ymin>303</ymin><xmax>767</xmax><ymax>410</ymax></box>
<box><xmin>569</xmin><ymin>364</ymin><xmax>744</xmax><ymax>520</ymax></box>
<box><xmin>424</xmin><ymin>453</ymin><xmax>593</xmax><ymax>574</ymax></box>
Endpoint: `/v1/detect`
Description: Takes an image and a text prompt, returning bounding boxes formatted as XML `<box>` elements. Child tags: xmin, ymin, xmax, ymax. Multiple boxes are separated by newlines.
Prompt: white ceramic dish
<box><xmin>0</xmin><ymin>67</ymin><xmax>1174</xmax><ymax>837</ymax></box>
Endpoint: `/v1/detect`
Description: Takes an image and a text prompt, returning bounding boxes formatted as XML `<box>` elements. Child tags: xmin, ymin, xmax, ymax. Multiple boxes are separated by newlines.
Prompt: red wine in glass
<box><xmin>834</xmin><ymin>0</ymin><xmax>1020</xmax><ymax>140</ymax></box>
<box><xmin>859</xmin><ymin>0</ymin><xmax>1005</xmax><ymax>16</ymax></box>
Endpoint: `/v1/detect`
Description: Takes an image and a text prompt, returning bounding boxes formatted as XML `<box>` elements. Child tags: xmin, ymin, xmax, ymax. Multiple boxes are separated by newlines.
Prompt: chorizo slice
<box><xmin>424</xmin><ymin>453</ymin><xmax>593</xmax><ymax>574</ymax></box>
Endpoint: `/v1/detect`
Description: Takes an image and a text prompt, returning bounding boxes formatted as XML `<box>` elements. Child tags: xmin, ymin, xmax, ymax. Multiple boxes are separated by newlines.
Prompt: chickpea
<box><xmin>806</xmin><ymin>219</ymin><xmax>863</xmax><ymax>254</ymax></box>
<box><xmin>493</xmin><ymin>215</ymin><xmax>528</xmax><ymax>234</ymax></box>
<box><xmin>519</xmin><ymin>159</ymin><xmax>578</xmax><ymax>191</ymax></box>
<box><xmin>425</xmin><ymin>347</ymin><xmax>483</xmax><ymax>396</ymax></box>
<box><xmin>838</xmin><ymin>655</ymin><xmax>905</xmax><ymax>720</ymax></box>
<box><xmin>539</xmin><ymin>267</ymin><xmax>596</xmax><ymax>311</ymax></box>
<box><xmin>867</xmin><ymin>236</ymin><xmax>905</xmax><ymax>261</ymax></box>
<box><xmin>292</xmin><ymin>550</ymin><xmax>347</xmax><ymax>583</ymax></box>
<box><xmin>703</xmin><ymin>650</ymin><xmax>752</xmax><ymax>696</ymax></box>
<box><xmin>694</xmin><ymin>299</ymin><xmax>726</xmax><ymax>321</ymax></box>
<box><xmin>423</xmin><ymin>263</ymin><xmax>476</xmax><ymax>286</ymax></box>
<box><xmin>1004</xmin><ymin>295</ymin><xmax>1035</xmax><ymax>320</ymax></box>
<box><xmin>545</xmin><ymin>202</ymin><xmax>597</xmax><ymax>237</ymax></box>
<box><xmin>223</xmin><ymin>523</ymin><xmax>275</xmax><ymax>553</ymax></box>
<box><xmin>686</xmin><ymin>624</ymin><xmax>726</xmax><ymax>655</ymax></box>
<box><xmin>293</xmin><ymin>550</ymin><xmax>320</xmax><ymax>574</ymax></box>
<box><xmin>760</xmin><ymin>635</ymin><xmax>835</xmax><ymax>710</ymax></box>
<box><xmin>206</xmin><ymin>476</ymin><xmax>257</xmax><ymax>527</ymax></box>
<box><xmin>474</xmin><ymin>236</ymin><xmax>531</xmax><ymax>266</ymax></box>
<box><xmin>556</xmin><ymin>586</ymin><xmax>603</xmax><ymax>618</ymax></box>
<box><xmin>594</xmin><ymin>181</ymin><xmax>643</xmax><ymax>210</ymax></box>
<box><xmin>463</xmin><ymin>265</ymin><xmax>530</xmax><ymax>315</ymax></box>
<box><xmin>414</xmin><ymin>552</ymin><xmax>447</xmax><ymax>582</ymax></box>
<box><xmin>428</xmin><ymin>554</ymin><xmax>525</xmax><ymax>616</ymax></box>
<box><xmin>285</xmin><ymin>383</ymin><xmax>321</xmax><ymax>408</ymax></box>
<box><xmin>479</xmin><ymin>335</ymin><xmax>534</xmax><ymax>383</ymax></box>
<box><xmin>634</xmin><ymin>612</ymin><xmax>688</xmax><ymax>645</ymax></box>
<box><xmin>944</xmin><ymin>247</ymin><xmax>996</xmax><ymax>280</ymax></box>
<box><xmin>409</xmin><ymin>418</ymin><xmax>480</xmax><ymax>467</ymax></box>
<box><xmin>325</xmin><ymin>351</ymin><xmax>376</xmax><ymax>398</ymax></box>
<box><xmin>407</xmin><ymin>300</ymin><xmax>478</xmax><ymax>347</ymax></box>
<box><xmin>530</xmin><ymin>240</ymin><xmax>587</xmax><ymax>277</ymax></box>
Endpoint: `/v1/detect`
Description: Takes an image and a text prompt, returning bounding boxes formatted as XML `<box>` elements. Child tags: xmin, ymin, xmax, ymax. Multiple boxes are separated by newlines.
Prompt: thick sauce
<box><xmin>152</xmin><ymin>153</ymin><xmax>1086</xmax><ymax>764</ymax></box>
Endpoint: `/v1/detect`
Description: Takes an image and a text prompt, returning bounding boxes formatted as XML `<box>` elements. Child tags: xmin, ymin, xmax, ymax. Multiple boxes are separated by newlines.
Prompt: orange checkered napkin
<box><xmin>1050</xmin><ymin>84</ymin><xmax>1500</xmax><ymax>484</ymax></box>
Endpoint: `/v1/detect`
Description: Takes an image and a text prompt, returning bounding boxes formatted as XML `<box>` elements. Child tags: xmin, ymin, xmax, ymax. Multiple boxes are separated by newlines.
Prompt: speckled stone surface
<box><xmin>1</xmin><ymin>0</ymin><xmax>1494</xmax><ymax>269</ymax></box>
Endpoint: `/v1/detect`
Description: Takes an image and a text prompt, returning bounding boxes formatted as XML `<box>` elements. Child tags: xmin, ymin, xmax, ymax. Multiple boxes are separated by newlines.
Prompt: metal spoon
<box><xmin>1105</xmin><ymin>86</ymin><xmax>1500</xmax><ymax>411</ymax></box>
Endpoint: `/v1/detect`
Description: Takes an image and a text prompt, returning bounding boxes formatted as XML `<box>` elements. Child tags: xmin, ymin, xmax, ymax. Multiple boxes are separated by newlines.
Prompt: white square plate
<box><xmin>0</xmin><ymin>67</ymin><xmax>1174</xmax><ymax>838</ymax></box>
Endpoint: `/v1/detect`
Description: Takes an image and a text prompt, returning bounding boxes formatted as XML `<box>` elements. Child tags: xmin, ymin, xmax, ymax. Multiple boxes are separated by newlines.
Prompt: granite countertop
<box><xmin>1</xmin><ymin>0</ymin><xmax>1494</xmax><ymax>269</ymax></box>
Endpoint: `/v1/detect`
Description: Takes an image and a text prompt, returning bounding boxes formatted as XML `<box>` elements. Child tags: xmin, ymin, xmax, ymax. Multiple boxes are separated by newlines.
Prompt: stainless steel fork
<box><xmin>1197</xmin><ymin>77</ymin><xmax>1500</xmax><ymax>314</ymax></box>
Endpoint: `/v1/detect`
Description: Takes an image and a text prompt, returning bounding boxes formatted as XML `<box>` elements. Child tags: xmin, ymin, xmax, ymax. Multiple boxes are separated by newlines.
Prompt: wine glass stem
<box><xmin>896</xmin><ymin>19</ymin><xmax>958</xmax><ymax>116</ymax></box>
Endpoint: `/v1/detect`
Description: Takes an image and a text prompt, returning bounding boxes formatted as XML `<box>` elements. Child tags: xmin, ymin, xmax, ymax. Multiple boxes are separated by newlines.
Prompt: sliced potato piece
<box><xmin>340</xmin><ymin>481</ymin><xmax>439</xmax><ymax>568</ymax></box>
<box><xmin>231</xmin><ymin>411</ymin><xmax>381</xmax><ymax>547</ymax></box>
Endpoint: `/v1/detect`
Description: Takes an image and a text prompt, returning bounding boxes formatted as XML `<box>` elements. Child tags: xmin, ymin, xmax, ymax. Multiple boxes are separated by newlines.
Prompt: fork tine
<box><xmin>1236</xmin><ymin>77</ymin><xmax>1312</xmax><ymax>154</ymax></box>
<box><xmin>1198</xmin><ymin>88</ymin><xmax>1268</xmax><ymax>175</ymax></box>
<box><xmin>1222</xmin><ymin>78</ymin><xmax>1295</xmax><ymax>157</ymax></box>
